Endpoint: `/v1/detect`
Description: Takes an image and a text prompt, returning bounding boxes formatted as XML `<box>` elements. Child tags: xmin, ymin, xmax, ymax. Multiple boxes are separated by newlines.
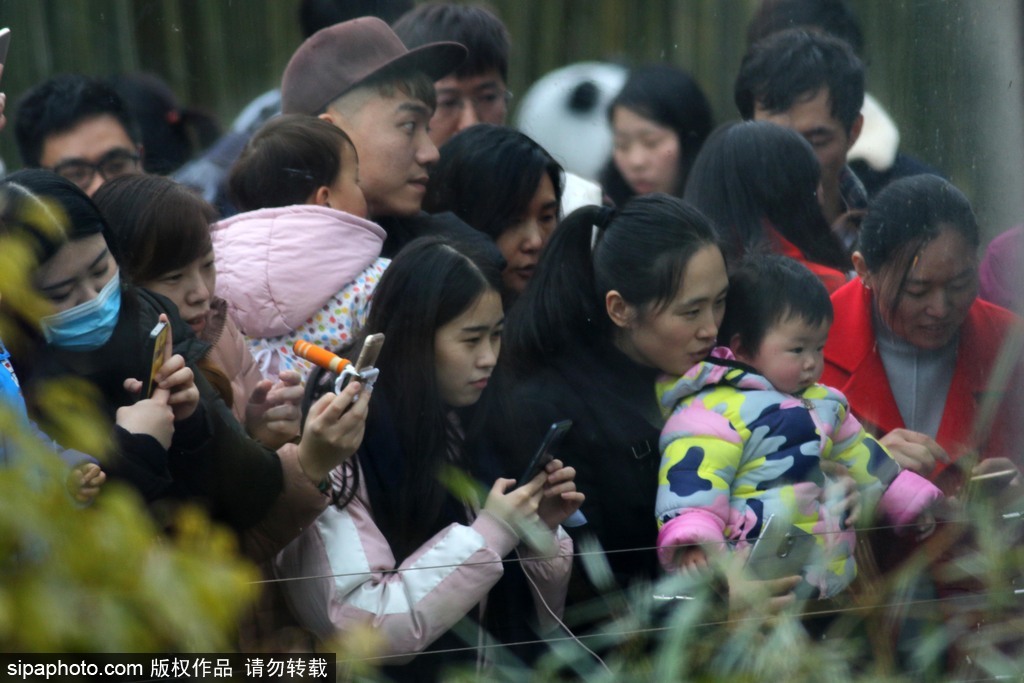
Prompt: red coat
<box><xmin>767</xmin><ymin>227</ymin><xmax>850</xmax><ymax>295</ymax></box>
<box><xmin>823</xmin><ymin>278</ymin><xmax>1024</xmax><ymax>484</ymax></box>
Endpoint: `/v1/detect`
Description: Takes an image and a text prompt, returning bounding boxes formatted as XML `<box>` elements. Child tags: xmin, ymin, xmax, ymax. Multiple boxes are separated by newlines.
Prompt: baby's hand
<box><xmin>675</xmin><ymin>545</ymin><xmax>710</xmax><ymax>579</ymax></box>
<box><xmin>246</xmin><ymin>371</ymin><xmax>303</xmax><ymax>449</ymax></box>
<box><xmin>913</xmin><ymin>510</ymin><xmax>937</xmax><ymax>542</ymax></box>
<box><xmin>820</xmin><ymin>463</ymin><xmax>861</xmax><ymax>528</ymax></box>
<box><xmin>116</xmin><ymin>387</ymin><xmax>175</xmax><ymax>449</ymax></box>
<box><xmin>67</xmin><ymin>462</ymin><xmax>106</xmax><ymax>504</ymax></box>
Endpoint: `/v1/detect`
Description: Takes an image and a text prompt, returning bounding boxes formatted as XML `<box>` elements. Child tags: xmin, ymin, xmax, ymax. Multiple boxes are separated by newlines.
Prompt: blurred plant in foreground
<box><xmin>0</xmin><ymin>223</ymin><xmax>256</xmax><ymax>652</ymax></box>
<box><xmin>0</xmin><ymin>382</ymin><xmax>257</xmax><ymax>653</ymax></box>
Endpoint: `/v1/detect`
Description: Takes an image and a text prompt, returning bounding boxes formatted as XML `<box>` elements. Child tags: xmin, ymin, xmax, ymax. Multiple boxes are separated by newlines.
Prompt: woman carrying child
<box><xmin>212</xmin><ymin>115</ymin><xmax>388</xmax><ymax>380</ymax></box>
<box><xmin>275</xmin><ymin>237</ymin><xmax>581</xmax><ymax>679</ymax></box>
<box><xmin>655</xmin><ymin>255</ymin><xmax>941</xmax><ymax>599</ymax></box>
<box><xmin>481</xmin><ymin>194</ymin><xmax>764</xmax><ymax>609</ymax></box>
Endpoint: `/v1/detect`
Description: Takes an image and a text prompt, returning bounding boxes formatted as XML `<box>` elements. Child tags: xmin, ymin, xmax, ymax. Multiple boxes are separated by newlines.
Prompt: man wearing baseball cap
<box><xmin>282</xmin><ymin>16</ymin><xmax>491</xmax><ymax>257</ymax></box>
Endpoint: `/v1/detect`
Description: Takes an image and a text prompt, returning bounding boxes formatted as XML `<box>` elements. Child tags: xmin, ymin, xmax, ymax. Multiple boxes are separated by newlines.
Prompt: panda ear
<box><xmin>568</xmin><ymin>81</ymin><xmax>600</xmax><ymax>114</ymax></box>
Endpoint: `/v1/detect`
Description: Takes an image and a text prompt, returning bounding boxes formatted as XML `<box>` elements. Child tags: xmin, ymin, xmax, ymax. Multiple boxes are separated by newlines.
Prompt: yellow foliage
<box><xmin>0</xmin><ymin>386</ymin><xmax>256</xmax><ymax>652</ymax></box>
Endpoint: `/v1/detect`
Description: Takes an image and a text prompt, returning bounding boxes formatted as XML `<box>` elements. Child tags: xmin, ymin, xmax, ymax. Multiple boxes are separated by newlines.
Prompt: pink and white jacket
<box><xmin>273</xmin><ymin>464</ymin><xmax>574</xmax><ymax>663</ymax></box>
<box><xmin>212</xmin><ymin>205</ymin><xmax>389</xmax><ymax>380</ymax></box>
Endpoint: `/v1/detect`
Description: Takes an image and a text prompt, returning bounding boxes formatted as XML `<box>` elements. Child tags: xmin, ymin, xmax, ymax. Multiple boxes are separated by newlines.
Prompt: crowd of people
<box><xmin>0</xmin><ymin>0</ymin><xmax>1021</xmax><ymax>680</ymax></box>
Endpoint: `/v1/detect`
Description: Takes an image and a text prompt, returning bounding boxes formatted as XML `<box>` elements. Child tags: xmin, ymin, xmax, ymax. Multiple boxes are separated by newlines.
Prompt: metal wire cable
<box><xmin>252</xmin><ymin>513</ymin><xmax>1020</xmax><ymax>586</ymax></box>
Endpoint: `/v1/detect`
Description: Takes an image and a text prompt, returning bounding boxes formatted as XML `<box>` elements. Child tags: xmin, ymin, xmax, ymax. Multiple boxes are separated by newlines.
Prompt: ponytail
<box><xmin>504</xmin><ymin>194</ymin><xmax>719</xmax><ymax>375</ymax></box>
<box><xmin>503</xmin><ymin>204</ymin><xmax>610</xmax><ymax>373</ymax></box>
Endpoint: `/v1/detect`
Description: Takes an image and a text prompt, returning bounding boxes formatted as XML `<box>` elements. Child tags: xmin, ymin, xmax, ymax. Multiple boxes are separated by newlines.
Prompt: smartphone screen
<box><xmin>519</xmin><ymin>420</ymin><xmax>573</xmax><ymax>483</ymax></box>
<box><xmin>142</xmin><ymin>321</ymin><xmax>169</xmax><ymax>398</ymax></box>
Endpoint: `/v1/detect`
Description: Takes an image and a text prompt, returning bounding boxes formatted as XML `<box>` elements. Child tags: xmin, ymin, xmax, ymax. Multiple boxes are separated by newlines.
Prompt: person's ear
<box><xmin>851</xmin><ymin>251</ymin><xmax>873</xmax><ymax>288</ymax></box>
<box><xmin>319</xmin><ymin>108</ymin><xmax>346</xmax><ymax>130</ymax></box>
<box><xmin>311</xmin><ymin>186</ymin><xmax>331</xmax><ymax>207</ymax></box>
<box><xmin>846</xmin><ymin>113</ymin><xmax>864</xmax><ymax>150</ymax></box>
<box><xmin>727</xmin><ymin>333</ymin><xmax>747</xmax><ymax>359</ymax></box>
<box><xmin>605</xmin><ymin>290</ymin><xmax>635</xmax><ymax>329</ymax></box>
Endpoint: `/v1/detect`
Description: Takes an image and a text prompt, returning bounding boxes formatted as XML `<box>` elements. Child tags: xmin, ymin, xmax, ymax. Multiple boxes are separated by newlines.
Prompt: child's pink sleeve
<box><xmin>876</xmin><ymin>469</ymin><xmax>943</xmax><ymax>531</ymax></box>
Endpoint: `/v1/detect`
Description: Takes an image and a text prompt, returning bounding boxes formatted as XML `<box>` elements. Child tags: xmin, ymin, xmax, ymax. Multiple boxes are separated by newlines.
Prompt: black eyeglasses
<box><xmin>51</xmin><ymin>149</ymin><xmax>142</xmax><ymax>190</ymax></box>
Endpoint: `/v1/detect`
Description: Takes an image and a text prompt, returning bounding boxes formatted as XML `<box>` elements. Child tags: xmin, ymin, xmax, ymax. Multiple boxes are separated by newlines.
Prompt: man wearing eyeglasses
<box><xmin>392</xmin><ymin>3</ymin><xmax>603</xmax><ymax>219</ymax></box>
<box><xmin>14</xmin><ymin>74</ymin><xmax>143</xmax><ymax>196</ymax></box>
<box><xmin>392</xmin><ymin>3</ymin><xmax>511</xmax><ymax>148</ymax></box>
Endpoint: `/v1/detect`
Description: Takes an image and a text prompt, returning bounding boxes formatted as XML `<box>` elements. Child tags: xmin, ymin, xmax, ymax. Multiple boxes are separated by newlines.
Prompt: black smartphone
<box><xmin>519</xmin><ymin>420</ymin><xmax>573</xmax><ymax>483</ymax></box>
<box><xmin>142</xmin><ymin>321</ymin><xmax>169</xmax><ymax>398</ymax></box>
<box><xmin>338</xmin><ymin>332</ymin><xmax>384</xmax><ymax>390</ymax></box>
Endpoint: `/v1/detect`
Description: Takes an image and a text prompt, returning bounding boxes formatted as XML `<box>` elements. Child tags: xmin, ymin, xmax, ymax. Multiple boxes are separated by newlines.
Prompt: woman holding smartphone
<box><xmin>823</xmin><ymin>174</ymin><xmax>1024</xmax><ymax>491</ymax></box>
<box><xmin>275</xmin><ymin>237</ymin><xmax>582</xmax><ymax>680</ymax></box>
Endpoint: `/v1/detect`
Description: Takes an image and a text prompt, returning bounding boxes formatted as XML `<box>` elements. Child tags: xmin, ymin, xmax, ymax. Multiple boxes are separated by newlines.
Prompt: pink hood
<box><xmin>212</xmin><ymin>205</ymin><xmax>386</xmax><ymax>338</ymax></box>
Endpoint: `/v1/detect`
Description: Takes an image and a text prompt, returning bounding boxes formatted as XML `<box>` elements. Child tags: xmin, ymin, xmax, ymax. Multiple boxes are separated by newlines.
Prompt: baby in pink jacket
<box><xmin>213</xmin><ymin>115</ymin><xmax>389</xmax><ymax>381</ymax></box>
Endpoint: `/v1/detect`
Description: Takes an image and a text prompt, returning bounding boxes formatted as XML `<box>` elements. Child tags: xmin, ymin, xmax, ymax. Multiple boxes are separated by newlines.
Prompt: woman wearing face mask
<box><xmin>0</xmin><ymin>170</ymin><xmax>284</xmax><ymax>532</ymax></box>
<box><xmin>823</xmin><ymin>174</ymin><xmax>1024</xmax><ymax>493</ymax></box>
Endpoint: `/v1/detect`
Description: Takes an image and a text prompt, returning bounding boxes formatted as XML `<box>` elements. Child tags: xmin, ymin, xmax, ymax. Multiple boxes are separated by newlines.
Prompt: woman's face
<box><xmin>866</xmin><ymin>226</ymin><xmax>978</xmax><ymax>350</ymax></box>
<box><xmin>34</xmin><ymin>233</ymin><xmax>117</xmax><ymax>313</ymax></box>
<box><xmin>434</xmin><ymin>289</ymin><xmax>504</xmax><ymax>407</ymax></box>
<box><xmin>141</xmin><ymin>250</ymin><xmax>217</xmax><ymax>336</ymax></box>
<box><xmin>611</xmin><ymin>106</ymin><xmax>681</xmax><ymax>196</ymax></box>
<box><xmin>495</xmin><ymin>173</ymin><xmax>559</xmax><ymax>294</ymax></box>
<box><xmin>612</xmin><ymin>244</ymin><xmax>729</xmax><ymax>375</ymax></box>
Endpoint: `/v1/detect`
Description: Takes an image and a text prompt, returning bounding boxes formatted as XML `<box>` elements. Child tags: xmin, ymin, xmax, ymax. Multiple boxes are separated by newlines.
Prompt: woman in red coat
<box><xmin>823</xmin><ymin>174</ymin><xmax>1024</xmax><ymax>493</ymax></box>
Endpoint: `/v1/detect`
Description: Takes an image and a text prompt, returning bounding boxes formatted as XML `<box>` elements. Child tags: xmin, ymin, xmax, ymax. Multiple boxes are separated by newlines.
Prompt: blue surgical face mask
<box><xmin>39</xmin><ymin>272</ymin><xmax>122</xmax><ymax>351</ymax></box>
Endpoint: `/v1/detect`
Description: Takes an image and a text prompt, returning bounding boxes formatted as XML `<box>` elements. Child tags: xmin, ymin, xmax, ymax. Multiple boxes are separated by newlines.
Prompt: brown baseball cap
<box><xmin>281</xmin><ymin>17</ymin><xmax>467</xmax><ymax>116</ymax></box>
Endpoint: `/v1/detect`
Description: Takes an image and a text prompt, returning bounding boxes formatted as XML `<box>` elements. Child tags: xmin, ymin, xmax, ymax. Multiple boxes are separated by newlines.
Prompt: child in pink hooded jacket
<box><xmin>213</xmin><ymin>115</ymin><xmax>389</xmax><ymax>381</ymax></box>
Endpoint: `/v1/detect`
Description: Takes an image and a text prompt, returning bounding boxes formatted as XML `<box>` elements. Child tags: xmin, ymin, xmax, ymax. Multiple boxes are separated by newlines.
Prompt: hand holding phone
<box><xmin>967</xmin><ymin>459</ymin><xmax>1021</xmax><ymax>502</ymax></box>
<box><xmin>519</xmin><ymin>420</ymin><xmax>572</xmax><ymax>484</ymax></box>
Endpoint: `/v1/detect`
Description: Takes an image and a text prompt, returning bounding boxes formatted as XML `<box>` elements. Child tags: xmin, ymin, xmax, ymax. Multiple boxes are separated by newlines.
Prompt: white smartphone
<box><xmin>745</xmin><ymin>514</ymin><xmax>815</xmax><ymax>581</ymax></box>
